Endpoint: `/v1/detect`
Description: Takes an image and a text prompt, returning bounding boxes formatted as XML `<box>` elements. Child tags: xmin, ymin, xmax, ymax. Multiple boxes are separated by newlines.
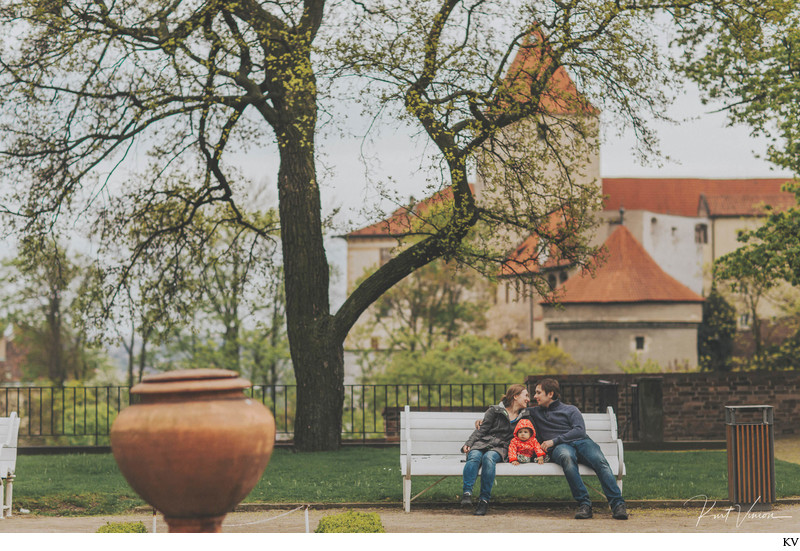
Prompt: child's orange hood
<box><xmin>514</xmin><ymin>418</ymin><xmax>535</xmax><ymax>437</ymax></box>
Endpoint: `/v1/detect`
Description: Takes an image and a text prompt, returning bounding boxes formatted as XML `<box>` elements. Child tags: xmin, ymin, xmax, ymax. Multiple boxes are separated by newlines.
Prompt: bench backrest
<box><xmin>0</xmin><ymin>412</ymin><xmax>20</xmax><ymax>478</ymax></box>
<box><xmin>400</xmin><ymin>405</ymin><xmax>619</xmax><ymax>459</ymax></box>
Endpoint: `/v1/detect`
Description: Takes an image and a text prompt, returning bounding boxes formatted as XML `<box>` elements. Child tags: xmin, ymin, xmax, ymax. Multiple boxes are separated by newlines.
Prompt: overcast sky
<box><xmin>314</xmin><ymin>80</ymin><xmax>794</xmax><ymax>237</ymax></box>
<box><xmin>600</xmin><ymin>83</ymin><xmax>793</xmax><ymax>181</ymax></box>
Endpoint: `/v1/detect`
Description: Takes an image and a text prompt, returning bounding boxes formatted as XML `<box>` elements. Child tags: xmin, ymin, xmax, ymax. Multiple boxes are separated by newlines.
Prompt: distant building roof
<box><xmin>500</xmin><ymin>220</ymin><xmax>573</xmax><ymax>277</ymax></box>
<box><xmin>544</xmin><ymin>225</ymin><xmax>704</xmax><ymax>304</ymax></box>
<box><xmin>500</xmin><ymin>234</ymin><xmax>573</xmax><ymax>277</ymax></box>
<box><xmin>346</xmin><ymin>186</ymin><xmax>474</xmax><ymax>238</ymax></box>
<box><xmin>699</xmin><ymin>193</ymin><xmax>796</xmax><ymax>217</ymax></box>
<box><xmin>602</xmin><ymin>178</ymin><xmax>793</xmax><ymax>217</ymax></box>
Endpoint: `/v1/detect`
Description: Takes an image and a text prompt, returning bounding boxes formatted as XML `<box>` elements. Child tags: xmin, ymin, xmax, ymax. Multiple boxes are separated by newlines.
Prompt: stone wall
<box><xmin>527</xmin><ymin>371</ymin><xmax>800</xmax><ymax>441</ymax></box>
<box><xmin>0</xmin><ymin>338</ymin><xmax>25</xmax><ymax>383</ymax></box>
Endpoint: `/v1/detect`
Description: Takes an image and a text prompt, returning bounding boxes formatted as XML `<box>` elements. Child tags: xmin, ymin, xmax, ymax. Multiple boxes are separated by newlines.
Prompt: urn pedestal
<box><xmin>110</xmin><ymin>369</ymin><xmax>276</xmax><ymax>532</ymax></box>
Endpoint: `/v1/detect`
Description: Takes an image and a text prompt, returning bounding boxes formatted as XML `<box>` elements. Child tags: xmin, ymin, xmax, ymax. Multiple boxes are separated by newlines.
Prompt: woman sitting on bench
<box><xmin>459</xmin><ymin>383</ymin><xmax>532</xmax><ymax>516</ymax></box>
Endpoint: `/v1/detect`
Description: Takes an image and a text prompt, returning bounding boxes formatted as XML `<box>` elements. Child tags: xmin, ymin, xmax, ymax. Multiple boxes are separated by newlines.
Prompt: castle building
<box><xmin>340</xmin><ymin>37</ymin><xmax>796</xmax><ymax>375</ymax></box>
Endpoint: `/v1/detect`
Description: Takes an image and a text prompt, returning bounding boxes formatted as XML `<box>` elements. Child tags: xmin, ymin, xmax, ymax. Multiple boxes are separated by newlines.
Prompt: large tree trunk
<box><xmin>292</xmin><ymin>322</ymin><xmax>344</xmax><ymax>450</ymax></box>
<box><xmin>276</xmin><ymin>97</ymin><xmax>343</xmax><ymax>450</ymax></box>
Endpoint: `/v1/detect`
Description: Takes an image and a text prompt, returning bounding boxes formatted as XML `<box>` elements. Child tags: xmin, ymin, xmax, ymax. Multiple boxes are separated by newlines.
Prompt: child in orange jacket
<box><xmin>508</xmin><ymin>419</ymin><xmax>546</xmax><ymax>465</ymax></box>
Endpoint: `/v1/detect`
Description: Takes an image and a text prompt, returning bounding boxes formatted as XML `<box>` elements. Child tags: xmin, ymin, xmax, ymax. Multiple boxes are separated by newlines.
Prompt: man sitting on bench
<box><xmin>531</xmin><ymin>378</ymin><xmax>628</xmax><ymax>520</ymax></box>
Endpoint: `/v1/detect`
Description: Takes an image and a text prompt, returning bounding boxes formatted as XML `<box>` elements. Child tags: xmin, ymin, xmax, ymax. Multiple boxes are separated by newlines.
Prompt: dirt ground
<box><xmin>1</xmin><ymin>436</ymin><xmax>799</xmax><ymax>534</ymax></box>
<box><xmin>1</xmin><ymin>502</ymin><xmax>799</xmax><ymax>533</ymax></box>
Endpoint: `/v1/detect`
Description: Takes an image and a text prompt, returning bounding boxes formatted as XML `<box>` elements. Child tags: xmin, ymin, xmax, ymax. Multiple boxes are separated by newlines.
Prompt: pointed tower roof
<box><xmin>500</xmin><ymin>33</ymin><xmax>598</xmax><ymax>116</ymax></box>
<box><xmin>548</xmin><ymin>226</ymin><xmax>704</xmax><ymax>304</ymax></box>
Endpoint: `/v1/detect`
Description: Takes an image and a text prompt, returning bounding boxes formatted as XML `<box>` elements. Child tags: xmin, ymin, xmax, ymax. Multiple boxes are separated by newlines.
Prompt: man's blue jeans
<box><xmin>462</xmin><ymin>449</ymin><xmax>502</xmax><ymax>502</ymax></box>
<box><xmin>550</xmin><ymin>438</ymin><xmax>624</xmax><ymax>509</ymax></box>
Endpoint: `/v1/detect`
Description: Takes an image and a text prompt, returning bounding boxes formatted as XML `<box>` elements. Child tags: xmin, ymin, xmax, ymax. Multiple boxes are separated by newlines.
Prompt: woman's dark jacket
<box><xmin>463</xmin><ymin>405</ymin><xmax>534</xmax><ymax>460</ymax></box>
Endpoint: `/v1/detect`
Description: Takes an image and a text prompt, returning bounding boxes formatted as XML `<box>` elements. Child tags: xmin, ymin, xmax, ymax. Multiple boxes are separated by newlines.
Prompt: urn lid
<box><xmin>131</xmin><ymin>369</ymin><xmax>252</xmax><ymax>395</ymax></box>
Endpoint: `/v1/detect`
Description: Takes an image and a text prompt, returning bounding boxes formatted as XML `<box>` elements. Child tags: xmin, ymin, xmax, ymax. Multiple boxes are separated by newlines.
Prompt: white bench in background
<box><xmin>400</xmin><ymin>405</ymin><xmax>625</xmax><ymax>512</ymax></box>
<box><xmin>1</xmin><ymin>412</ymin><xmax>20</xmax><ymax>519</ymax></box>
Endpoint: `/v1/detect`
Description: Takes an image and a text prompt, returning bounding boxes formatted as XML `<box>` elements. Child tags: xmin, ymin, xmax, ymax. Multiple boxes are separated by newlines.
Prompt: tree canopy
<box><xmin>675</xmin><ymin>0</ymin><xmax>800</xmax><ymax>174</ymax></box>
<box><xmin>1</xmin><ymin>0</ymin><xmax>714</xmax><ymax>450</ymax></box>
<box><xmin>1</xmin><ymin>236</ymin><xmax>111</xmax><ymax>383</ymax></box>
<box><xmin>675</xmin><ymin>0</ymin><xmax>800</xmax><ymax>368</ymax></box>
<box><xmin>697</xmin><ymin>285</ymin><xmax>736</xmax><ymax>371</ymax></box>
<box><xmin>363</xmin><ymin>334</ymin><xmax>576</xmax><ymax>385</ymax></box>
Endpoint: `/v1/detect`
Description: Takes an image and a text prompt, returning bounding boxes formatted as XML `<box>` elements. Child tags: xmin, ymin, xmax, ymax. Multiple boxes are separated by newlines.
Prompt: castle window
<box><xmin>739</xmin><ymin>313</ymin><xmax>751</xmax><ymax>329</ymax></box>
<box><xmin>695</xmin><ymin>223</ymin><xmax>708</xmax><ymax>244</ymax></box>
<box><xmin>635</xmin><ymin>336</ymin><xmax>645</xmax><ymax>351</ymax></box>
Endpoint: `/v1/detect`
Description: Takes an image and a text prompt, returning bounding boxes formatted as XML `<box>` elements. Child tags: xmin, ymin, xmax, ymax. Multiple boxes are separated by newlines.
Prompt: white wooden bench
<box><xmin>1</xmin><ymin>412</ymin><xmax>20</xmax><ymax>519</ymax></box>
<box><xmin>400</xmin><ymin>405</ymin><xmax>625</xmax><ymax>511</ymax></box>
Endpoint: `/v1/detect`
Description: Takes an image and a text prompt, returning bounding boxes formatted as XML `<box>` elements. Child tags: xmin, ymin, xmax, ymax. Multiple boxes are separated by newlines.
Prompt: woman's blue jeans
<box><xmin>462</xmin><ymin>449</ymin><xmax>502</xmax><ymax>502</ymax></box>
<box><xmin>550</xmin><ymin>438</ymin><xmax>624</xmax><ymax>509</ymax></box>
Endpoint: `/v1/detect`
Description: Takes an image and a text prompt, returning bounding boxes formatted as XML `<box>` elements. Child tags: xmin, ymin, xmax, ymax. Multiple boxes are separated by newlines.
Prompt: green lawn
<box><xmin>13</xmin><ymin>447</ymin><xmax>800</xmax><ymax>516</ymax></box>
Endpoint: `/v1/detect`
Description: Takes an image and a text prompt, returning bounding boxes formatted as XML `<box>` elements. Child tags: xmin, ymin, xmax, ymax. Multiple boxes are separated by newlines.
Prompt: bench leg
<box><xmin>617</xmin><ymin>478</ymin><xmax>623</xmax><ymax>492</ymax></box>
<box><xmin>403</xmin><ymin>476</ymin><xmax>411</xmax><ymax>513</ymax></box>
<box><xmin>5</xmin><ymin>474</ymin><xmax>13</xmax><ymax>518</ymax></box>
<box><xmin>0</xmin><ymin>477</ymin><xmax>5</xmax><ymax>519</ymax></box>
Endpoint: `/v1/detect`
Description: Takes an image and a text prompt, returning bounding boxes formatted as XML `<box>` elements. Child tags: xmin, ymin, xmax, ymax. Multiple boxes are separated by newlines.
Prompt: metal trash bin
<box><xmin>725</xmin><ymin>405</ymin><xmax>776</xmax><ymax>511</ymax></box>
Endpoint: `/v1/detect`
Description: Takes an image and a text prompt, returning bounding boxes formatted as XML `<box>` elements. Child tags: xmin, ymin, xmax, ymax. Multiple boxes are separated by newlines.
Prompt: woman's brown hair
<box><xmin>501</xmin><ymin>384</ymin><xmax>528</xmax><ymax>407</ymax></box>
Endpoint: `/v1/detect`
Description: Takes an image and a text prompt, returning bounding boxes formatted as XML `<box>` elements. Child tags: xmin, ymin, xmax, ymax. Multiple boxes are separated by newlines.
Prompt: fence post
<box><xmin>597</xmin><ymin>380</ymin><xmax>619</xmax><ymax>413</ymax></box>
<box><xmin>637</xmin><ymin>377</ymin><xmax>664</xmax><ymax>444</ymax></box>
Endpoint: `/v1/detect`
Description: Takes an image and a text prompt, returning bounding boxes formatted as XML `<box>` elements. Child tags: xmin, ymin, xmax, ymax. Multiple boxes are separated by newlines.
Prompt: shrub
<box><xmin>364</xmin><ymin>335</ymin><xmax>577</xmax><ymax>385</ymax></box>
<box><xmin>314</xmin><ymin>510</ymin><xmax>385</xmax><ymax>533</ymax></box>
<box><xmin>96</xmin><ymin>521</ymin><xmax>148</xmax><ymax>533</ymax></box>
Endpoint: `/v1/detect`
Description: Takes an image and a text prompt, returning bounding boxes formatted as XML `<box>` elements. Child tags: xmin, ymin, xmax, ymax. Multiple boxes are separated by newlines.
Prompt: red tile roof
<box><xmin>500</xmin><ymin>233</ymin><xmax>573</xmax><ymax>277</ymax></box>
<box><xmin>545</xmin><ymin>225</ymin><xmax>704</xmax><ymax>304</ymax></box>
<box><xmin>499</xmin><ymin>209</ymin><xmax>585</xmax><ymax>276</ymax></box>
<box><xmin>699</xmin><ymin>193</ymin><xmax>796</xmax><ymax>217</ymax></box>
<box><xmin>602</xmin><ymin>178</ymin><xmax>793</xmax><ymax>217</ymax></box>
<box><xmin>500</xmin><ymin>34</ymin><xmax>598</xmax><ymax>116</ymax></box>
<box><xmin>346</xmin><ymin>186</ymin><xmax>474</xmax><ymax>238</ymax></box>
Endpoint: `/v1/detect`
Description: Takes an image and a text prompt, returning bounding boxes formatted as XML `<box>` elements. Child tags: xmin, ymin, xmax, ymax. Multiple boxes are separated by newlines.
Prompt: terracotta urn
<box><xmin>110</xmin><ymin>369</ymin><xmax>275</xmax><ymax>532</ymax></box>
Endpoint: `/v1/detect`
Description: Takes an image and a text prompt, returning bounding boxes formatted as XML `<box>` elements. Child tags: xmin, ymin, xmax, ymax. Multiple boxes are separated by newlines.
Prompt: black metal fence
<box><xmin>0</xmin><ymin>381</ymin><xmax>620</xmax><ymax>447</ymax></box>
